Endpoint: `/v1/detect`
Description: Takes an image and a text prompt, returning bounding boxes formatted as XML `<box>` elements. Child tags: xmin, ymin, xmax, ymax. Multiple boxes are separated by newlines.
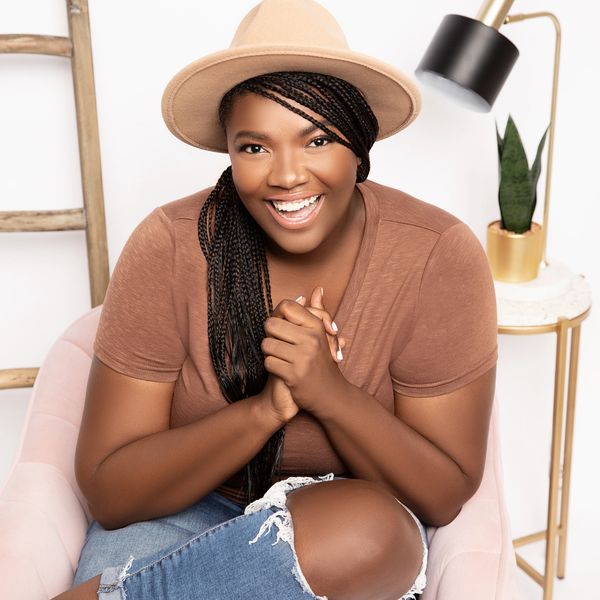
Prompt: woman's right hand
<box><xmin>260</xmin><ymin>291</ymin><xmax>345</xmax><ymax>426</ymax></box>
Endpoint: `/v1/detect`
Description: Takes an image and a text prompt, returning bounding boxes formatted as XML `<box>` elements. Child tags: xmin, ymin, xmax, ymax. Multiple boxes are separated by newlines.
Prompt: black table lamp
<box><xmin>414</xmin><ymin>0</ymin><xmax>562</xmax><ymax>270</ymax></box>
<box><xmin>414</xmin><ymin>0</ymin><xmax>520</xmax><ymax>112</ymax></box>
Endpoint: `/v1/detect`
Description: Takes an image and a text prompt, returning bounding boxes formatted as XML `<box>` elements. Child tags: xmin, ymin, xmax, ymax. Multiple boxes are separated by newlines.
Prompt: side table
<box><xmin>494</xmin><ymin>261</ymin><xmax>592</xmax><ymax>600</ymax></box>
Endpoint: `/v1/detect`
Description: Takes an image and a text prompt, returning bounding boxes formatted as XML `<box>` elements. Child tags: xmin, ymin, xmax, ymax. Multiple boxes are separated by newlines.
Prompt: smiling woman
<box><xmin>198</xmin><ymin>71</ymin><xmax>378</xmax><ymax>504</ymax></box>
<box><xmin>53</xmin><ymin>1</ymin><xmax>499</xmax><ymax>599</ymax></box>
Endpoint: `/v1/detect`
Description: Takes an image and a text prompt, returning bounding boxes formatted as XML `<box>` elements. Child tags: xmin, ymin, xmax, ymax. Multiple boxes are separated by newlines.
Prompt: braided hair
<box><xmin>197</xmin><ymin>71</ymin><xmax>379</xmax><ymax>505</ymax></box>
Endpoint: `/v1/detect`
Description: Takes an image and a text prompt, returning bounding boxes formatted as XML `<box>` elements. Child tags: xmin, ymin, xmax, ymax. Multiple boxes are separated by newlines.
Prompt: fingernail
<box><xmin>320</xmin><ymin>286</ymin><xmax>324</xmax><ymax>297</ymax></box>
<box><xmin>336</xmin><ymin>347</ymin><xmax>344</xmax><ymax>361</ymax></box>
<box><xmin>332</xmin><ymin>321</ymin><xmax>338</xmax><ymax>332</ymax></box>
<box><xmin>295</xmin><ymin>295</ymin><xmax>304</xmax><ymax>302</ymax></box>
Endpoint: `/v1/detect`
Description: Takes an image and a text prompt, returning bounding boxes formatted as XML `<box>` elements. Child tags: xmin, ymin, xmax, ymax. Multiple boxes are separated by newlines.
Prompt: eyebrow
<box><xmin>233</xmin><ymin>120</ymin><xmax>334</xmax><ymax>143</ymax></box>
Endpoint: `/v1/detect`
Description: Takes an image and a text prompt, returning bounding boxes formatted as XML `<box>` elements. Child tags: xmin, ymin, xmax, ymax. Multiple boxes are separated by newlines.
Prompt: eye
<box><xmin>309</xmin><ymin>136</ymin><xmax>333</xmax><ymax>148</ymax></box>
<box><xmin>239</xmin><ymin>143</ymin><xmax>266</xmax><ymax>154</ymax></box>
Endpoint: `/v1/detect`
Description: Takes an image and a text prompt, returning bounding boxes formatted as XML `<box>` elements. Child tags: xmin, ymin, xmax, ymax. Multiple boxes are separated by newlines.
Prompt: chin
<box><xmin>267</xmin><ymin>231</ymin><xmax>324</xmax><ymax>256</ymax></box>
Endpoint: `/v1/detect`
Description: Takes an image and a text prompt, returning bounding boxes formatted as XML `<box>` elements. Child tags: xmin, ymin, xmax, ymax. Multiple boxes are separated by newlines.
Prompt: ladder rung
<box><xmin>514</xmin><ymin>552</ymin><xmax>544</xmax><ymax>586</ymax></box>
<box><xmin>513</xmin><ymin>530</ymin><xmax>548</xmax><ymax>547</ymax></box>
<box><xmin>0</xmin><ymin>209</ymin><xmax>86</xmax><ymax>232</ymax></box>
<box><xmin>0</xmin><ymin>368</ymin><xmax>39</xmax><ymax>390</ymax></box>
<box><xmin>0</xmin><ymin>34</ymin><xmax>72</xmax><ymax>57</ymax></box>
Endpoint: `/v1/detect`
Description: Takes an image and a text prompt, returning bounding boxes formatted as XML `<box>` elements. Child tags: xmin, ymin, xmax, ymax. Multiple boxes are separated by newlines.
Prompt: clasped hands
<box><xmin>260</xmin><ymin>285</ymin><xmax>348</xmax><ymax>424</ymax></box>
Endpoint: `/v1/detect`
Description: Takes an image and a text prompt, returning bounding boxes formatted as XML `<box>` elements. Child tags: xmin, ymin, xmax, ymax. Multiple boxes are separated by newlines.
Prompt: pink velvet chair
<box><xmin>0</xmin><ymin>306</ymin><xmax>520</xmax><ymax>599</ymax></box>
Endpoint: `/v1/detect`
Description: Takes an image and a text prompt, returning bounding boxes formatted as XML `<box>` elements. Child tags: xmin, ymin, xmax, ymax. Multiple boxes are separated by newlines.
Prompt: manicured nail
<box><xmin>336</xmin><ymin>347</ymin><xmax>344</xmax><ymax>361</ymax></box>
<box><xmin>332</xmin><ymin>321</ymin><xmax>338</xmax><ymax>332</ymax></box>
<box><xmin>295</xmin><ymin>295</ymin><xmax>305</xmax><ymax>302</ymax></box>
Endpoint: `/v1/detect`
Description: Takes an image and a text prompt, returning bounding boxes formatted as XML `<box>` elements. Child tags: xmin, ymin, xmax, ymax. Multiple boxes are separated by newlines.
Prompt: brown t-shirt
<box><xmin>94</xmin><ymin>179</ymin><xmax>498</xmax><ymax>507</ymax></box>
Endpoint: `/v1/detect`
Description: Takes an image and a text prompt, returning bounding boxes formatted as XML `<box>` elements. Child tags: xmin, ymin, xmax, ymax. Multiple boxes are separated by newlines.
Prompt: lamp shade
<box><xmin>415</xmin><ymin>14</ymin><xmax>519</xmax><ymax>112</ymax></box>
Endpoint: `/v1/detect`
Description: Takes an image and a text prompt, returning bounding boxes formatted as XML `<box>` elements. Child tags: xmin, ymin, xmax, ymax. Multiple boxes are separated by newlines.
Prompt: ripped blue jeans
<box><xmin>73</xmin><ymin>474</ymin><xmax>428</xmax><ymax>599</ymax></box>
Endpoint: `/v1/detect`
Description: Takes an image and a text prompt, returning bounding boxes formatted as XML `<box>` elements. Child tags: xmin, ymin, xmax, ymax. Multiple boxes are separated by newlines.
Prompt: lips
<box><xmin>265</xmin><ymin>194</ymin><xmax>325</xmax><ymax>230</ymax></box>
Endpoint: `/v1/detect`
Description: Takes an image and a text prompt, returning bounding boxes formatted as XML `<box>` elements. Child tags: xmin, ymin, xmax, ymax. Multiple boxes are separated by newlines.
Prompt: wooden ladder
<box><xmin>0</xmin><ymin>0</ymin><xmax>109</xmax><ymax>391</ymax></box>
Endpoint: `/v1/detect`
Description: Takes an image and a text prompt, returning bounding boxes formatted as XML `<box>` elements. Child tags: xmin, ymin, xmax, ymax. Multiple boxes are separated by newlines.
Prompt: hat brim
<box><xmin>161</xmin><ymin>45</ymin><xmax>422</xmax><ymax>152</ymax></box>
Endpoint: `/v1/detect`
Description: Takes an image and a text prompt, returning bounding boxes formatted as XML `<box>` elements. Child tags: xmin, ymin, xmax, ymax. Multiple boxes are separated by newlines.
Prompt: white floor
<box><xmin>0</xmin><ymin>385</ymin><xmax>595</xmax><ymax>599</ymax></box>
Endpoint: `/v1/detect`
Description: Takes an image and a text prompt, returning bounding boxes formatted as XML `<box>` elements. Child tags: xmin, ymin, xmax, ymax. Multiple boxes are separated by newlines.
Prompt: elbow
<box><xmin>88</xmin><ymin>501</ymin><xmax>117</xmax><ymax>531</ymax></box>
<box><xmin>80</xmin><ymin>486</ymin><xmax>123</xmax><ymax>531</ymax></box>
<box><xmin>86</xmin><ymin>488</ymin><xmax>138</xmax><ymax>530</ymax></box>
<box><xmin>413</xmin><ymin>499</ymin><xmax>463</xmax><ymax>528</ymax></box>
<box><xmin>88</xmin><ymin>496</ymin><xmax>139</xmax><ymax>531</ymax></box>
<box><xmin>431</xmin><ymin>503</ymin><xmax>464</xmax><ymax>527</ymax></box>
<box><xmin>76</xmin><ymin>466</ymin><xmax>130</xmax><ymax>531</ymax></box>
<box><xmin>90</xmin><ymin>501</ymin><xmax>127</xmax><ymax>531</ymax></box>
<box><xmin>429</xmin><ymin>474</ymin><xmax>481</xmax><ymax>528</ymax></box>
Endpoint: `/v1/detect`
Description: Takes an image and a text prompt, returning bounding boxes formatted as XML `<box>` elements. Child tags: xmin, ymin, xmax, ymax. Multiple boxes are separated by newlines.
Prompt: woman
<box><xmin>55</xmin><ymin>0</ymin><xmax>498</xmax><ymax>599</ymax></box>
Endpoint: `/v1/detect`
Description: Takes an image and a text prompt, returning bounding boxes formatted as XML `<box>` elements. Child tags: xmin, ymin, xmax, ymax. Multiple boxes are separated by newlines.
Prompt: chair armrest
<box><xmin>0</xmin><ymin>462</ymin><xmax>89</xmax><ymax>599</ymax></box>
<box><xmin>432</xmin><ymin>550</ymin><xmax>519</xmax><ymax>600</ymax></box>
<box><xmin>422</xmin><ymin>498</ymin><xmax>519</xmax><ymax>600</ymax></box>
<box><xmin>422</xmin><ymin>397</ymin><xmax>519</xmax><ymax>599</ymax></box>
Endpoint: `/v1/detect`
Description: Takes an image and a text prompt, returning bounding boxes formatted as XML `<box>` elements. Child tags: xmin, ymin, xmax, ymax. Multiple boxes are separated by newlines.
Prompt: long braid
<box><xmin>198</xmin><ymin>72</ymin><xmax>378</xmax><ymax>505</ymax></box>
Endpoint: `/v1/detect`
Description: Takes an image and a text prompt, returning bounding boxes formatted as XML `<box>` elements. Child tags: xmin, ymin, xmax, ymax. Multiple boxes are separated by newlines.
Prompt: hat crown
<box><xmin>230</xmin><ymin>0</ymin><xmax>349</xmax><ymax>49</ymax></box>
<box><xmin>162</xmin><ymin>0</ymin><xmax>421</xmax><ymax>152</ymax></box>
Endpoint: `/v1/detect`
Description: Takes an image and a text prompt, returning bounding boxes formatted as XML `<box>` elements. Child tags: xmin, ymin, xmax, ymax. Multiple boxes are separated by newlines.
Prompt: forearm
<box><xmin>314</xmin><ymin>382</ymin><xmax>473</xmax><ymax>527</ymax></box>
<box><xmin>89</xmin><ymin>394</ymin><xmax>281</xmax><ymax>530</ymax></box>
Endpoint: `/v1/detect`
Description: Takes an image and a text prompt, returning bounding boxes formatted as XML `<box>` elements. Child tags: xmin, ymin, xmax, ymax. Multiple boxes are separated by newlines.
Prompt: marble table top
<box><xmin>494</xmin><ymin>260</ymin><xmax>592</xmax><ymax>327</ymax></box>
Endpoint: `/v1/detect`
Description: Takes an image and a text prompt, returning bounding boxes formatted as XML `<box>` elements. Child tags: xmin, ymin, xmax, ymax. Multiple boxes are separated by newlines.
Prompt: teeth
<box><xmin>272</xmin><ymin>195</ymin><xmax>320</xmax><ymax>212</ymax></box>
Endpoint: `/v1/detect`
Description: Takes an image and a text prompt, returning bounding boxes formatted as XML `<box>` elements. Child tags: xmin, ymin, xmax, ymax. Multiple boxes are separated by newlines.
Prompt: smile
<box><xmin>271</xmin><ymin>194</ymin><xmax>321</xmax><ymax>212</ymax></box>
<box><xmin>266</xmin><ymin>194</ymin><xmax>324</xmax><ymax>229</ymax></box>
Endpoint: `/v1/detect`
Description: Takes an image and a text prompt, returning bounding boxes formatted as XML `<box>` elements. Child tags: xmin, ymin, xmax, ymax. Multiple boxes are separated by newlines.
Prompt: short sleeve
<box><xmin>389</xmin><ymin>222</ymin><xmax>498</xmax><ymax>397</ymax></box>
<box><xmin>94</xmin><ymin>207</ymin><xmax>186</xmax><ymax>382</ymax></box>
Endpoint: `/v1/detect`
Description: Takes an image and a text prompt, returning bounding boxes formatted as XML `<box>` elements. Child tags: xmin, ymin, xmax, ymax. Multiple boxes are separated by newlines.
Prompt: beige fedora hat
<box><xmin>161</xmin><ymin>0</ymin><xmax>421</xmax><ymax>152</ymax></box>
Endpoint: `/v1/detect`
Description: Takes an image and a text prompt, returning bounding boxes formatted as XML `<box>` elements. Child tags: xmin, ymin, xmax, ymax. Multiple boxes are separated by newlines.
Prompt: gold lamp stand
<box><xmin>480</xmin><ymin>8</ymin><xmax>586</xmax><ymax>600</ymax></box>
<box><xmin>416</xmin><ymin>5</ymin><xmax>590</xmax><ymax>600</ymax></box>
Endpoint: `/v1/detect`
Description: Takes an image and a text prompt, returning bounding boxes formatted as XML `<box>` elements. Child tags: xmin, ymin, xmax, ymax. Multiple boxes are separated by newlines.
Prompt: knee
<box><xmin>286</xmin><ymin>479</ymin><xmax>424</xmax><ymax>600</ymax></box>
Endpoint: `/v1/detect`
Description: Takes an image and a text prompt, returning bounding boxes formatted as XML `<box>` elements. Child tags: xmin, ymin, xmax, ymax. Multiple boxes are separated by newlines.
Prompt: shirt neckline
<box><xmin>331</xmin><ymin>180</ymin><xmax>379</xmax><ymax>332</ymax></box>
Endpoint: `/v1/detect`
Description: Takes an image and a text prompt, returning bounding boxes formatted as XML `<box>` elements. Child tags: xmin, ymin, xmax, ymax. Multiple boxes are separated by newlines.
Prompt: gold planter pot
<box><xmin>486</xmin><ymin>220</ymin><xmax>543</xmax><ymax>282</ymax></box>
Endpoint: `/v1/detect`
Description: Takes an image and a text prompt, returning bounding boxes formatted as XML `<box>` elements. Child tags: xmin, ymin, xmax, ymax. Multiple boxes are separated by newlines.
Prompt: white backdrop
<box><xmin>1</xmin><ymin>1</ymin><xmax>598</xmax><ymax>597</ymax></box>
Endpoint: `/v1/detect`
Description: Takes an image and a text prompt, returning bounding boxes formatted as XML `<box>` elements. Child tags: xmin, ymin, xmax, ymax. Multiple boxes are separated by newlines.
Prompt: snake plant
<box><xmin>496</xmin><ymin>115</ymin><xmax>549</xmax><ymax>234</ymax></box>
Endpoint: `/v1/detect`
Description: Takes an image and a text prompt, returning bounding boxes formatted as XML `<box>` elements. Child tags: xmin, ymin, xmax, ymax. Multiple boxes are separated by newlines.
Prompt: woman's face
<box><xmin>224</xmin><ymin>91</ymin><xmax>362</xmax><ymax>259</ymax></box>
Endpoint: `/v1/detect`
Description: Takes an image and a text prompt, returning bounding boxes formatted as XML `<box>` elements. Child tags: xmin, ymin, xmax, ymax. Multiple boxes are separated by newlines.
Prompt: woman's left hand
<box><xmin>261</xmin><ymin>286</ymin><xmax>349</xmax><ymax>413</ymax></box>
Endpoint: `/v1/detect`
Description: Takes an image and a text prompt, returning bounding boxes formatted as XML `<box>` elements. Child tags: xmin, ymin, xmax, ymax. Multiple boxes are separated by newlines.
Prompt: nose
<box><xmin>266</xmin><ymin>148</ymin><xmax>309</xmax><ymax>190</ymax></box>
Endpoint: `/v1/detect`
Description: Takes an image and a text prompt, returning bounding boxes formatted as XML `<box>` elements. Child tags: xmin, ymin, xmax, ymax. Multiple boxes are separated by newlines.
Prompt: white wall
<box><xmin>1</xmin><ymin>1</ymin><xmax>598</xmax><ymax>597</ymax></box>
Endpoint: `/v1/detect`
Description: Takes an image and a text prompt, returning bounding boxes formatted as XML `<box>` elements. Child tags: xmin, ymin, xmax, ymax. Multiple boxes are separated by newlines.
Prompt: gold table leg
<box><xmin>543</xmin><ymin>317</ymin><xmax>568</xmax><ymax>600</ymax></box>
<box><xmin>557</xmin><ymin>324</ymin><xmax>581</xmax><ymax>578</ymax></box>
<box><xmin>505</xmin><ymin>306</ymin><xmax>590</xmax><ymax>598</ymax></box>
